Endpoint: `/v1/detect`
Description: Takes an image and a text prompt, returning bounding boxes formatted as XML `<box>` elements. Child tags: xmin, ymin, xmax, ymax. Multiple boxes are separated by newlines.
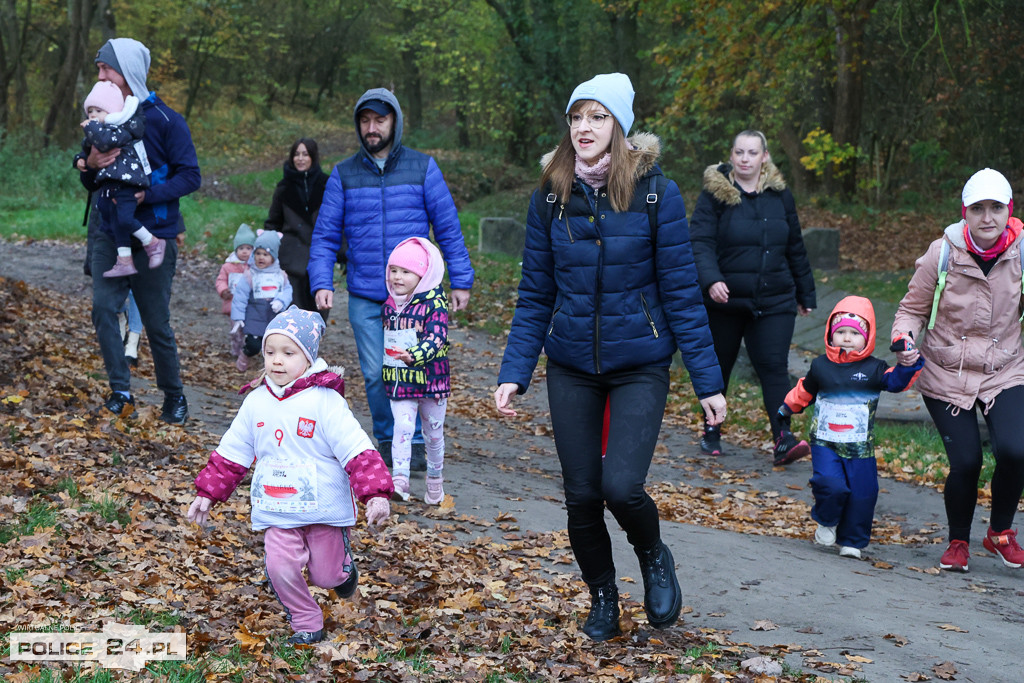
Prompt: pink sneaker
<box><xmin>103</xmin><ymin>255</ymin><xmax>138</xmax><ymax>278</ymax></box>
<box><xmin>939</xmin><ymin>540</ymin><xmax>970</xmax><ymax>572</ymax></box>
<box><xmin>235</xmin><ymin>352</ymin><xmax>249</xmax><ymax>372</ymax></box>
<box><xmin>391</xmin><ymin>476</ymin><xmax>410</xmax><ymax>502</ymax></box>
<box><xmin>143</xmin><ymin>237</ymin><xmax>166</xmax><ymax>269</ymax></box>
<box><xmin>983</xmin><ymin>528</ymin><xmax>1024</xmax><ymax>568</ymax></box>
<box><xmin>424</xmin><ymin>476</ymin><xmax>445</xmax><ymax>505</ymax></box>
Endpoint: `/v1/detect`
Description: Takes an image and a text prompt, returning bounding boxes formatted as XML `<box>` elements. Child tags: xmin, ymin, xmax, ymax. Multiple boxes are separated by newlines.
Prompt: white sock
<box><xmin>117</xmin><ymin>247</ymin><xmax>132</xmax><ymax>258</ymax></box>
<box><xmin>133</xmin><ymin>228</ymin><xmax>154</xmax><ymax>246</ymax></box>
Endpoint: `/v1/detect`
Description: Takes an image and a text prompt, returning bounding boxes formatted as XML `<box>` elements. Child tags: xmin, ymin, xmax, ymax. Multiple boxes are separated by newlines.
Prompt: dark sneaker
<box><xmin>160</xmin><ymin>394</ymin><xmax>189</xmax><ymax>425</ymax></box>
<box><xmin>983</xmin><ymin>528</ymin><xmax>1024</xmax><ymax>568</ymax></box>
<box><xmin>773</xmin><ymin>431</ymin><xmax>810</xmax><ymax>466</ymax></box>
<box><xmin>700</xmin><ymin>426</ymin><xmax>722</xmax><ymax>455</ymax></box>
<box><xmin>103</xmin><ymin>392</ymin><xmax>135</xmax><ymax>417</ymax></box>
<box><xmin>333</xmin><ymin>564</ymin><xmax>359</xmax><ymax>599</ymax></box>
<box><xmin>939</xmin><ymin>540</ymin><xmax>970</xmax><ymax>572</ymax></box>
<box><xmin>378</xmin><ymin>441</ymin><xmax>393</xmax><ymax>468</ymax></box>
<box><xmin>635</xmin><ymin>541</ymin><xmax>682</xmax><ymax>628</ymax></box>
<box><xmin>582</xmin><ymin>583</ymin><xmax>621</xmax><ymax>642</ymax></box>
<box><xmin>410</xmin><ymin>442</ymin><xmax>427</xmax><ymax>472</ymax></box>
<box><xmin>286</xmin><ymin>629</ymin><xmax>324</xmax><ymax>645</ymax></box>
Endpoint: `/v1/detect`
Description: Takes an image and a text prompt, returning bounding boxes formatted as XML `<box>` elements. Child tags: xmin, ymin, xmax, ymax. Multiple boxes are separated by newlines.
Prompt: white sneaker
<box><xmin>391</xmin><ymin>476</ymin><xmax>410</xmax><ymax>502</ymax></box>
<box><xmin>839</xmin><ymin>546</ymin><xmax>862</xmax><ymax>559</ymax></box>
<box><xmin>814</xmin><ymin>524</ymin><xmax>837</xmax><ymax>546</ymax></box>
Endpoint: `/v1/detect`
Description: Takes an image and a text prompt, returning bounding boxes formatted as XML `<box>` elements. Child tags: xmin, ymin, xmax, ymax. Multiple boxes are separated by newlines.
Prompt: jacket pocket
<box><xmin>926</xmin><ymin>343</ymin><xmax>961</xmax><ymax>370</ymax></box>
<box><xmin>986</xmin><ymin>344</ymin><xmax>1020</xmax><ymax>374</ymax></box>
<box><xmin>640</xmin><ymin>293</ymin><xmax>660</xmax><ymax>339</ymax></box>
<box><xmin>548</xmin><ymin>305</ymin><xmax>563</xmax><ymax>336</ymax></box>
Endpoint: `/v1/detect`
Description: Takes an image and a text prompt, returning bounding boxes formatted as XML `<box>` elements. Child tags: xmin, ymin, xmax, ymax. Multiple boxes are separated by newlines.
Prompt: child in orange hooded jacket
<box><xmin>778</xmin><ymin>296</ymin><xmax>924</xmax><ymax>558</ymax></box>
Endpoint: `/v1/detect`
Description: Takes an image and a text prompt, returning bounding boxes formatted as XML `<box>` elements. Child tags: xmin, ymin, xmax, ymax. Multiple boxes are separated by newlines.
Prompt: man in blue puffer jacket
<box><xmin>308</xmin><ymin>89</ymin><xmax>474</xmax><ymax>465</ymax></box>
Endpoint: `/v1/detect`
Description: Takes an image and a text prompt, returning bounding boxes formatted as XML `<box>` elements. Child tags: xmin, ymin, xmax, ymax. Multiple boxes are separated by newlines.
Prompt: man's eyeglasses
<box><xmin>565</xmin><ymin>112</ymin><xmax>611</xmax><ymax>129</ymax></box>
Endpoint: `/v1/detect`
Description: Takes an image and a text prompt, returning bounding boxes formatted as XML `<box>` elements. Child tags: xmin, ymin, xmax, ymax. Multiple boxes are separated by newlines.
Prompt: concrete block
<box><xmin>802</xmin><ymin>227</ymin><xmax>840</xmax><ymax>271</ymax></box>
<box><xmin>479</xmin><ymin>217</ymin><xmax>525</xmax><ymax>257</ymax></box>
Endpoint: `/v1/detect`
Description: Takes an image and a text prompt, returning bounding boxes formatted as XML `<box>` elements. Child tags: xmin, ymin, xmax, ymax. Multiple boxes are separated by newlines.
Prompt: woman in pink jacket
<box><xmin>892</xmin><ymin>168</ymin><xmax>1024</xmax><ymax>573</ymax></box>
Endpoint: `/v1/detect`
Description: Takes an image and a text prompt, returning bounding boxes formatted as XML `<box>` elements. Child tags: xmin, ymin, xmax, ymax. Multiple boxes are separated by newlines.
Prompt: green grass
<box><xmin>0</xmin><ymin>501</ymin><xmax>60</xmax><ymax>544</ymax></box>
<box><xmin>86</xmin><ymin>494</ymin><xmax>131</xmax><ymax>527</ymax></box>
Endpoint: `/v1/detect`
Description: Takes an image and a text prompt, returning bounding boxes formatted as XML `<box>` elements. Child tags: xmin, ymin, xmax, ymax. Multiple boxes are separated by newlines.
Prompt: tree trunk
<box><xmin>1</xmin><ymin>0</ymin><xmax>33</xmax><ymax>135</ymax></box>
<box><xmin>830</xmin><ymin>0</ymin><xmax>877</xmax><ymax>199</ymax></box>
<box><xmin>43</xmin><ymin>0</ymin><xmax>97</xmax><ymax>147</ymax></box>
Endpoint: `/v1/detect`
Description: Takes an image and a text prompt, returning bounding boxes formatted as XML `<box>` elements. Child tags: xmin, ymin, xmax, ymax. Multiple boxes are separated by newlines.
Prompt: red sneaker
<box><xmin>939</xmin><ymin>540</ymin><xmax>970</xmax><ymax>572</ymax></box>
<box><xmin>983</xmin><ymin>528</ymin><xmax>1024</xmax><ymax>568</ymax></box>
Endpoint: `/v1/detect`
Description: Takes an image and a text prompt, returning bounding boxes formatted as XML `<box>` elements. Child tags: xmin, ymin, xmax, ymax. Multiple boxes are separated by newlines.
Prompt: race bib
<box><xmin>383</xmin><ymin>327</ymin><xmax>418</xmax><ymax>367</ymax></box>
<box><xmin>134</xmin><ymin>140</ymin><xmax>152</xmax><ymax>176</ymax></box>
<box><xmin>815</xmin><ymin>401</ymin><xmax>869</xmax><ymax>443</ymax></box>
<box><xmin>251</xmin><ymin>271</ymin><xmax>281</xmax><ymax>300</ymax></box>
<box><xmin>250</xmin><ymin>458</ymin><xmax>318</xmax><ymax>514</ymax></box>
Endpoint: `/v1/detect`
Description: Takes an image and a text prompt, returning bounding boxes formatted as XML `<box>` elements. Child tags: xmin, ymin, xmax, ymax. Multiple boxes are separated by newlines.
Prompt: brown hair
<box><xmin>289</xmin><ymin>137</ymin><xmax>321</xmax><ymax>170</ymax></box>
<box><xmin>540</xmin><ymin>100</ymin><xmax>644</xmax><ymax>213</ymax></box>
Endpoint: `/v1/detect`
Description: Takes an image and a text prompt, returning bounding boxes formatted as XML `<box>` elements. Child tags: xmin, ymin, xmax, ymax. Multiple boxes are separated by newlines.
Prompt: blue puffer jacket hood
<box><xmin>498</xmin><ymin>132</ymin><xmax>724</xmax><ymax>399</ymax></box>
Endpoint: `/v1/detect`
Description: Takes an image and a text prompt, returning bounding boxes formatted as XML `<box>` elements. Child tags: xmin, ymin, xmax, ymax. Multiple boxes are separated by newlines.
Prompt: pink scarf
<box><xmin>963</xmin><ymin>217</ymin><xmax>1023</xmax><ymax>261</ymax></box>
<box><xmin>574</xmin><ymin>152</ymin><xmax>611</xmax><ymax>188</ymax></box>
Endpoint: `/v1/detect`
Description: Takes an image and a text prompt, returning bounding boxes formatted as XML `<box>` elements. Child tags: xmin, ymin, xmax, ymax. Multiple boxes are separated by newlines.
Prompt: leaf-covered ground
<box><xmin>0</xmin><ymin>273</ymin><xmax>871</xmax><ymax>682</ymax></box>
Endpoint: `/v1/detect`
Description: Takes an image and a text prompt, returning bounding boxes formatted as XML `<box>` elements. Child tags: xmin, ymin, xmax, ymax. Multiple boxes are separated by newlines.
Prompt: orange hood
<box><xmin>825</xmin><ymin>295</ymin><xmax>875</xmax><ymax>363</ymax></box>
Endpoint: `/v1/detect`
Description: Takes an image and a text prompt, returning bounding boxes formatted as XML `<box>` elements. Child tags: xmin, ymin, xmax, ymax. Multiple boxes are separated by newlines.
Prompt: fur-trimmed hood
<box><xmin>702</xmin><ymin>161</ymin><xmax>786</xmax><ymax>206</ymax></box>
<box><xmin>539</xmin><ymin>131</ymin><xmax>662</xmax><ymax>178</ymax></box>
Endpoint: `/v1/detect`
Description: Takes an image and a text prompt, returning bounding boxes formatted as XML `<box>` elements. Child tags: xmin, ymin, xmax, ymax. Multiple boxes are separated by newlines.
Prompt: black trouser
<box><xmin>925</xmin><ymin>385</ymin><xmax>1024</xmax><ymax>542</ymax></box>
<box><xmin>706</xmin><ymin>309</ymin><xmax>796</xmax><ymax>438</ymax></box>
<box><xmin>546</xmin><ymin>360</ymin><xmax>668</xmax><ymax>587</ymax></box>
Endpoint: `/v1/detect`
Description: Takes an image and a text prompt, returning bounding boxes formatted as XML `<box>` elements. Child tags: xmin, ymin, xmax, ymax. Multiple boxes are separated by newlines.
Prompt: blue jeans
<box><xmin>117</xmin><ymin>292</ymin><xmax>143</xmax><ymax>335</ymax></box>
<box><xmin>348</xmin><ymin>294</ymin><xmax>421</xmax><ymax>445</ymax></box>
<box><xmin>91</xmin><ymin>231</ymin><xmax>183</xmax><ymax>396</ymax></box>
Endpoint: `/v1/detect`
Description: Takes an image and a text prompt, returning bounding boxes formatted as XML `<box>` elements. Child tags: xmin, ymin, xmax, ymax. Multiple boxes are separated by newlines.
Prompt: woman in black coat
<box><xmin>690</xmin><ymin>130</ymin><xmax>816</xmax><ymax>466</ymax></box>
<box><xmin>265</xmin><ymin>138</ymin><xmax>330</xmax><ymax>317</ymax></box>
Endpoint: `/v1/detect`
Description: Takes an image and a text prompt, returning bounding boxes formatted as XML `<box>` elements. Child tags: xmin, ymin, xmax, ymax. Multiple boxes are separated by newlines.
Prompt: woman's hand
<box><xmin>494</xmin><ymin>383</ymin><xmax>519</xmax><ymax>417</ymax></box>
<box><xmin>187</xmin><ymin>496</ymin><xmax>213</xmax><ymax>526</ymax></box>
<box><xmin>700</xmin><ymin>393</ymin><xmax>727</xmax><ymax>426</ymax></box>
<box><xmin>708</xmin><ymin>282</ymin><xmax>729</xmax><ymax>304</ymax></box>
<box><xmin>798</xmin><ymin>305</ymin><xmax>814</xmax><ymax>316</ymax></box>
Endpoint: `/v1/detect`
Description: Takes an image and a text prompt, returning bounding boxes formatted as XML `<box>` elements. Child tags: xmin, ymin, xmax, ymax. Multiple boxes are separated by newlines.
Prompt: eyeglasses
<box><xmin>565</xmin><ymin>112</ymin><xmax>611</xmax><ymax>129</ymax></box>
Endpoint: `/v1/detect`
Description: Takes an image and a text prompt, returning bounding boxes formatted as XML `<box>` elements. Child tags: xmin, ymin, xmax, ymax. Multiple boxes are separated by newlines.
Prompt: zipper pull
<box><xmin>649</xmin><ymin>321</ymin><xmax>659</xmax><ymax>339</ymax></box>
<box><xmin>558</xmin><ymin>205</ymin><xmax>564</xmax><ymax>221</ymax></box>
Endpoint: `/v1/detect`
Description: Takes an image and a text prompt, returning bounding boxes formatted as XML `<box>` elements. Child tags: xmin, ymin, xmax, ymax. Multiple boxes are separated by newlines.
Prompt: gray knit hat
<box><xmin>233</xmin><ymin>223</ymin><xmax>256</xmax><ymax>251</ymax></box>
<box><xmin>254</xmin><ymin>229</ymin><xmax>281</xmax><ymax>262</ymax></box>
<box><xmin>262</xmin><ymin>306</ymin><xmax>326</xmax><ymax>364</ymax></box>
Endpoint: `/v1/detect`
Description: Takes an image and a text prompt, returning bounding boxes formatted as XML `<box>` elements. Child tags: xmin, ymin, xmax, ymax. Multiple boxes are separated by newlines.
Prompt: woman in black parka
<box><xmin>265</xmin><ymin>138</ymin><xmax>330</xmax><ymax>317</ymax></box>
<box><xmin>690</xmin><ymin>130</ymin><xmax>816</xmax><ymax>466</ymax></box>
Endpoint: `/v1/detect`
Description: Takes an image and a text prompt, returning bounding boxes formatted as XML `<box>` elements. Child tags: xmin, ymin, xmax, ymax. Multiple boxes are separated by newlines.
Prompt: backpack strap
<box><xmin>543</xmin><ymin>191</ymin><xmax>559</xmax><ymax>231</ymax></box>
<box><xmin>646</xmin><ymin>175</ymin><xmax>660</xmax><ymax>244</ymax></box>
<box><xmin>927</xmin><ymin>240</ymin><xmax>950</xmax><ymax>330</ymax></box>
<box><xmin>1019</xmin><ymin>242</ymin><xmax>1024</xmax><ymax>323</ymax></box>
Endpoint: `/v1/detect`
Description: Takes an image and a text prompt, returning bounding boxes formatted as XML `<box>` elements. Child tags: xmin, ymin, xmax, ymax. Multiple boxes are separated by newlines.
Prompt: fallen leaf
<box><xmin>751</xmin><ymin>619</ymin><xmax>778</xmax><ymax>631</ymax></box>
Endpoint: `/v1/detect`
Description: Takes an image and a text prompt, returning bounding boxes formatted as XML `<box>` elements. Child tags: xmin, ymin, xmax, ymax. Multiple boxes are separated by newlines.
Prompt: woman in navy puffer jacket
<box><xmin>494</xmin><ymin>73</ymin><xmax>726</xmax><ymax>642</ymax></box>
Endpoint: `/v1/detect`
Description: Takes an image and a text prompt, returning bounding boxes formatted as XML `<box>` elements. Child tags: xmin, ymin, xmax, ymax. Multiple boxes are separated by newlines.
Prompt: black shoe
<box><xmin>773</xmin><ymin>431</ymin><xmax>810</xmax><ymax>466</ymax></box>
<box><xmin>699</xmin><ymin>425</ymin><xmax>722</xmax><ymax>455</ymax></box>
<box><xmin>333</xmin><ymin>564</ymin><xmax>359</xmax><ymax>599</ymax></box>
<box><xmin>160</xmin><ymin>394</ymin><xmax>189</xmax><ymax>425</ymax></box>
<box><xmin>410</xmin><ymin>442</ymin><xmax>427</xmax><ymax>472</ymax></box>
<box><xmin>378</xmin><ymin>441</ymin><xmax>392</xmax><ymax>468</ymax></box>
<box><xmin>635</xmin><ymin>541</ymin><xmax>682</xmax><ymax>628</ymax></box>
<box><xmin>286</xmin><ymin>629</ymin><xmax>324</xmax><ymax>645</ymax></box>
<box><xmin>103</xmin><ymin>392</ymin><xmax>134</xmax><ymax>417</ymax></box>
<box><xmin>582</xmin><ymin>582</ymin><xmax>621</xmax><ymax>642</ymax></box>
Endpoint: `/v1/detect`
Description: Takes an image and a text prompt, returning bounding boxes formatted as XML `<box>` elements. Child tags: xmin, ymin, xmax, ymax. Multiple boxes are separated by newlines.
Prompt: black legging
<box><xmin>924</xmin><ymin>384</ymin><xmax>1024</xmax><ymax>542</ymax></box>
<box><xmin>287</xmin><ymin>272</ymin><xmax>328</xmax><ymax>321</ymax></box>
<box><xmin>706</xmin><ymin>309</ymin><xmax>795</xmax><ymax>438</ymax></box>
<box><xmin>546</xmin><ymin>360</ymin><xmax>669</xmax><ymax>587</ymax></box>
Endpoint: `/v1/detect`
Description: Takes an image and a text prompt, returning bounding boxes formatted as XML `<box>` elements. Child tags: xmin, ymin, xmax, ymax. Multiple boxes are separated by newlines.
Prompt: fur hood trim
<box><xmin>702</xmin><ymin>161</ymin><xmax>786</xmax><ymax>206</ymax></box>
<box><xmin>539</xmin><ymin>131</ymin><xmax>662</xmax><ymax>178</ymax></box>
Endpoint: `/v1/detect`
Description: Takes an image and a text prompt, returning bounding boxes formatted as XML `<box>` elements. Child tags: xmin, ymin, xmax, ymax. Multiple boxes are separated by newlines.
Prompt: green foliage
<box><xmin>800</xmin><ymin>128</ymin><xmax>860</xmax><ymax>178</ymax></box>
<box><xmin>87</xmin><ymin>494</ymin><xmax>131</xmax><ymax>527</ymax></box>
<box><xmin>0</xmin><ymin>502</ymin><xmax>59</xmax><ymax>544</ymax></box>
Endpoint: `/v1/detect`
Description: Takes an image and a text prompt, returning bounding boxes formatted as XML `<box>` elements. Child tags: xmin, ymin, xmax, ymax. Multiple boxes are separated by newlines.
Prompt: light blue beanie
<box><xmin>566</xmin><ymin>73</ymin><xmax>635</xmax><ymax>137</ymax></box>
<box><xmin>254</xmin><ymin>229</ymin><xmax>281</xmax><ymax>263</ymax></box>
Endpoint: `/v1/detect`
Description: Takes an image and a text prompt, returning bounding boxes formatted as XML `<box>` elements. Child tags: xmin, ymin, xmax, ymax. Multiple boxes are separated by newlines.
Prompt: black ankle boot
<box><xmin>582</xmin><ymin>582</ymin><xmax>621</xmax><ymax>641</ymax></box>
<box><xmin>635</xmin><ymin>541</ymin><xmax>682</xmax><ymax>628</ymax></box>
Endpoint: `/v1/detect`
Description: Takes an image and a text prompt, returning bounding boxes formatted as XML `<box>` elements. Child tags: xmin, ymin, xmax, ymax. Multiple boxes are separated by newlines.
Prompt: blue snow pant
<box><xmin>809</xmin><ymin>444</ymin><xmax>878</xmax><ymax>549</ymax></box>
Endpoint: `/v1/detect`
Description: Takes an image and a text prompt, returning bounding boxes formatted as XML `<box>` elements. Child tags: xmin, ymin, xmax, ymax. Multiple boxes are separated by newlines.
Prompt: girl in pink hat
<box><xmin>381</xmin><ymin>237</ymin><xmax>452</xmax><ymax>504</ymax></box>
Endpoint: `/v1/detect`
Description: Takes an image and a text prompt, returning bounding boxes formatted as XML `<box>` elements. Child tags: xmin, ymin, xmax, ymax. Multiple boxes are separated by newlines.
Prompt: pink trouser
<box><xmin>390</xmin><ymin>397</ymin><xmax>447</xmax><ymax>478</ymax></box>
<box><xmin>264</xmin><ymin>524</ymin><xmax>354</xmax><ymax>633</ymax></box>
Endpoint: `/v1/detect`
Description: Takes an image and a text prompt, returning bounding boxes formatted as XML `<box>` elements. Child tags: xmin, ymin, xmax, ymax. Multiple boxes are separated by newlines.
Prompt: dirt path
<box><xmin>1</xmin><ymin>238</ymin><xmax>1018</xmax><ymax>682</ymax></box>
